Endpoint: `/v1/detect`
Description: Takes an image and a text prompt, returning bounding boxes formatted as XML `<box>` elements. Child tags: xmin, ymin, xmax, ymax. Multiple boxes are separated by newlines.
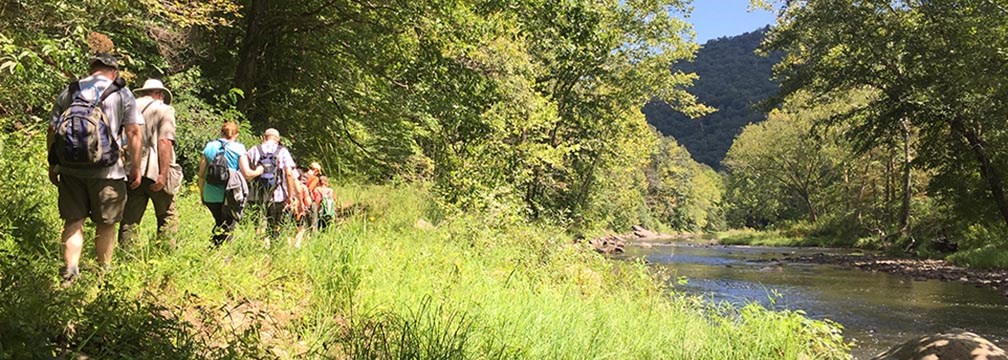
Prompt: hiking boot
<box><xmin>60</xmin><ymin>266</ymin><xmax>80</xmax><ymax>288</ymax></box>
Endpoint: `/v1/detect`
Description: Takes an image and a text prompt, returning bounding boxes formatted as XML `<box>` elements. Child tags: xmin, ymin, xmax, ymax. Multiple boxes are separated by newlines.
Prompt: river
<box><xmin>618</xmin><ymin>242</ymin><xmax>1008</xmax><ymax>359</ymax></box>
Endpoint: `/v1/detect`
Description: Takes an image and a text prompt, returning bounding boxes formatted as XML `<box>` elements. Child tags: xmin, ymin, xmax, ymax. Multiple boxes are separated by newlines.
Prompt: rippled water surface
<box><xmin>619</xmin><ymin>243</ymin><xmax>1008</xmax><ymax>359</ymax></box>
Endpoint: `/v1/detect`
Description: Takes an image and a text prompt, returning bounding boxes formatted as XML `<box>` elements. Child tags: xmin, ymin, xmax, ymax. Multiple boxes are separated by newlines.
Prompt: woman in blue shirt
<box><xmin>197</xmin><ymin>122</ymin><xmax>261</xmax><ymax>245</ymax></box>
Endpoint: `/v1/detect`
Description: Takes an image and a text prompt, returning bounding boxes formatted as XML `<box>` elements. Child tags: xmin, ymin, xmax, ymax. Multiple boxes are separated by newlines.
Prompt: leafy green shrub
<box><xmin>947</xmin><ymin>245</ymin><xmax>1008</xmax><ymax>270</ymax></box>
<box><xmin>946</xmin><ymin>224</ymin><xmax>1008</xmax><ymax>269</ymax></box>
<box><xmin>0</xmin><ymin>125</ymin><xmax>61</xmax><ymax>253</ymax></box>
<box><xmin>166</xmin><ymin>68</ymin><xmax>250</xmax><ymax>181</ymax></box>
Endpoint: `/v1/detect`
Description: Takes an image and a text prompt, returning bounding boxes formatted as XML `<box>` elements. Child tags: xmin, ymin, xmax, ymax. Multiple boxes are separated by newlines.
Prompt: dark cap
<box><xmin>89</xmin><ymin>53</ymin><xmax>119</xmax><ymax>70</ymax></box>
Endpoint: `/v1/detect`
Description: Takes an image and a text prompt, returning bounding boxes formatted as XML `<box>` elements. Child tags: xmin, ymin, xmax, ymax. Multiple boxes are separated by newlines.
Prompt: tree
<box><xmin>758</xmin><ymin>0</ymin><xmax>1008</xmax><ymax>233</ymax></box>
<box><xmin>723</xmin><ymin>94</ymin><xmax>845</xmax><ymax>224</ymax></box>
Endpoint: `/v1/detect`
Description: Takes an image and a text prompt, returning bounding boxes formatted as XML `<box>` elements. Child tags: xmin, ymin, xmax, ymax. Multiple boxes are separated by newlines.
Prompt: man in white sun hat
<box><xmin>119</xmin><ymin>78</ymin><xmax>182</xmax><ymax>249</ymax></box>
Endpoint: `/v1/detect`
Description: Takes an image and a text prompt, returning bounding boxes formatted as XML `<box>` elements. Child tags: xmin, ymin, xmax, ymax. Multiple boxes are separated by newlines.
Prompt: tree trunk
<box><xmin>885</xmin><ymin>147</ymin><xmax>893</xmax><ymax>219</ymax></box>
<box><xmin>234</xmin><ymin>0</ymin><xmax>270</xmax><ymax>121</ymax></box>
<box><xmin>949</xmin><ymin>117</ymin><xmax>1008</xmax><ymax>229</ymax></box>
<box><xmin>898</xmin><ymin>119</ymin><xmax>912</xmax><ymax>235</ymax></box>
<box><xmin>798</xmin><ymin>187</ymin><xmax>818</xmax><ymax>222</ymax></box>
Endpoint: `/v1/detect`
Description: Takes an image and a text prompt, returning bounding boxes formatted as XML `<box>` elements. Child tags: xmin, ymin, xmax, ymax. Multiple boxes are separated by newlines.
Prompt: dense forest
<box><xmin>644</xmin><ymin>28</ymin><xmax>780</xmax><ymax>168</ymax></box>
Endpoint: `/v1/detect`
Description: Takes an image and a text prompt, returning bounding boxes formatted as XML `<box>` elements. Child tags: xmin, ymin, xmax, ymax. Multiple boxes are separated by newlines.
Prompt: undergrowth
<box><xmin>0</xmin><ymin>130</ymin><xmax>850</xmax><ymax>359</ymax></box>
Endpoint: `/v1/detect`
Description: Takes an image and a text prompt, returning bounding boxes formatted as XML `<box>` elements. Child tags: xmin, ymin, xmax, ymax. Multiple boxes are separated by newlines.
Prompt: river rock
<box><xmin>631</xmin><ymin>225</ymin><xmax>658</xmax><ymax>239</ymax></box>
<box><xmin>588</xmin><ymin>235</ymin><xmax>625</xmax><ymax>254</ymax></box>
<box><xmin>872</xmin><ymin>331</ymin><xmax>1007</xmax><ymax>360</ymax></box>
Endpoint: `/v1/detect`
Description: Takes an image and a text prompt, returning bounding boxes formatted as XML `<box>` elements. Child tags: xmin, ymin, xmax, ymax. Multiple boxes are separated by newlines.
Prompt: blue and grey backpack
<box><xmin>50</xmin><ymin>79</ymin><xmax>123</xmax><ymax>168</ymax></box>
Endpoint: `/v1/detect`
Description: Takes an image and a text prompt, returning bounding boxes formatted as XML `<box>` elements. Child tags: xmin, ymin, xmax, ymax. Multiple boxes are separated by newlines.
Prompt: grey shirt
<box><xmin>50</xmin><ymin>74</ymin><xmax>144</xmax><ymax>179</ymax></box>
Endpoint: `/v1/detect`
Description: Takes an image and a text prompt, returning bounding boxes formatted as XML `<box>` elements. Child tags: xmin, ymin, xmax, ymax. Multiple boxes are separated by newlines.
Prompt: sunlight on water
<box><xmin>620</xmin><ymin>243</ymin><xmax>1008</xmax><ymax>359</ymax></box>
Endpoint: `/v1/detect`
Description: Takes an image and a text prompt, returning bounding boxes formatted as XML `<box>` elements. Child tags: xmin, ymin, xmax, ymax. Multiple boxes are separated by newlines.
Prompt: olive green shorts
<box><xmin>58</xmin><ymin>175</ymin><xmax>127</xmax><ymax>224</ymax></box>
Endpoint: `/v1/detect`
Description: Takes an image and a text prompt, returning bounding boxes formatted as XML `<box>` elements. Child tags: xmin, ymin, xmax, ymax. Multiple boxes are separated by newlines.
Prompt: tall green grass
<box><xmin>0</xmin><ymin>173</ymin><xmax>849</xmax><ymax>358</ymax></box>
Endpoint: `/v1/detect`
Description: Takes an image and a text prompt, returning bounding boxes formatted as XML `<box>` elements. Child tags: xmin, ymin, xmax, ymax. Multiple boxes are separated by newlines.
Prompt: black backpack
<box><xmin>206</xmin><ymin>140</ymin><xmax>230</xmax><ymax>186</ymax></box>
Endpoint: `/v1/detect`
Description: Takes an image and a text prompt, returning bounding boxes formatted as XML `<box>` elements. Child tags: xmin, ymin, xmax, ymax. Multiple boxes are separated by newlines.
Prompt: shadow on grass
<box><xmin>0</xmin><ymin>248</ymin><xmax>273</xmax><ymax>359</ymax></box>
<box><xmin>340</xmin><ymin>297</ymin><xmax>516</xmax><ymax>360</ymax></box>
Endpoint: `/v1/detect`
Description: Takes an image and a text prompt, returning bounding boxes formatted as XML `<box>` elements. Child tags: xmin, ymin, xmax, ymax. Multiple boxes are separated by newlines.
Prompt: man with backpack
<box><xmin>246</xmin><ymin>128</ymin><xmax>299</xmax><ymax>246</ymax></box>
<box><xmin>48</xmin><ymin>53</ymin><xmax>144</xmax><ymax>285</ymax></box>
<box><xmin>118</xmin><ymin>79</ymin><xmax>182</xmax><ymax>249</ymax></box>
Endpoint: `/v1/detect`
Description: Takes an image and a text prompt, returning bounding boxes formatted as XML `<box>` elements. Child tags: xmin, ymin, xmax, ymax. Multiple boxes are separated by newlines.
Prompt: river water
<box><xmin>619</xmin><ymin>242</ymin><xmax>1008</xmax><ymax>359</ymax></box>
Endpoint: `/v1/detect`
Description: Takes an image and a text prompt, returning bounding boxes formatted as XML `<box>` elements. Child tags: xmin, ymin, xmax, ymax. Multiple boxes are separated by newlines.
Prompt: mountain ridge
<box><xmin>644</xmin><ymin>27</ymin><xmax>781</xmax><ymax>168</ymax></box>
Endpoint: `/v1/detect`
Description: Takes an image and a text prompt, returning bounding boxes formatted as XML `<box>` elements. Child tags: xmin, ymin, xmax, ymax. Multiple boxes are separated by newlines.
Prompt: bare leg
<box><xmin>62</xmin><ymin>219</ymin><xmax>86</xmax><ymax>270</ymax></box>
<box><xmin>95</xmin><ymin>223</ymin><xmax>118</xmax><ymax>267</ymax></box>
<box><xmin>292</xmin><ymin>226</ymin><xmax>306</xmax><ymax>248</ymax></box>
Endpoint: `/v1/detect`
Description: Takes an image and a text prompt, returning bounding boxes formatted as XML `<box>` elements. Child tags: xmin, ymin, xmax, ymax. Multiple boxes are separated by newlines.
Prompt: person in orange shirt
<box><xmin>288</xmin><ymin>167</ymin><xmax>314</xmax><ymax>248</ymax></box>
<box><xmin>305</xmin><ymin>162</ymin><xmax>323</xmax><ymax>229</ymax></box>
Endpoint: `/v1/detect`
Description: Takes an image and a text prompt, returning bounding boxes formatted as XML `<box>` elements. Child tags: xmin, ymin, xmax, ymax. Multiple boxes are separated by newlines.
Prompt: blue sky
<box><xmin>687</xmin><ymin>0</ymin><xmax>777</xmax><ymax>43</ymax></box>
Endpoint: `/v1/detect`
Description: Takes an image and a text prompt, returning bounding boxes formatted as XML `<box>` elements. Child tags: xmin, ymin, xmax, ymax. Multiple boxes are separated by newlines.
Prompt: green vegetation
<box><xmin>644</xmin><ymin>136</ymin><xmax>725</xmax><ymax>233</ymax></box>
<box><xmin>644</xmin><ymin>28</ymin><xmax>781</xmax><ymax>168</ymax></box>
<box><xmin>712</xmin><ymin>1</ymin><xmax>1008</xmax><ymax>264</ymax></box>
<box><xmin>0</xmin><ymin>1</ymin><xmax>850</xmax><ymax>356</ymax></box>
<box><xmin>0</xmin><ymin>0</ymin><xmax>724</xmax><ymax>234</ymax></box>
<box><xmin>6</xmin><ymin>0</ymin><xmax>1008</xmax><ymax>356</ymax></box>
<box><xmin>716</xmin><ymin>229</ymin><xmax>845</xmax><ymax>248</ymax></box>
<box><xmin>0</xmin><ymin>128</ymin><xmax>849</xmax><ymax>358</ymax></box>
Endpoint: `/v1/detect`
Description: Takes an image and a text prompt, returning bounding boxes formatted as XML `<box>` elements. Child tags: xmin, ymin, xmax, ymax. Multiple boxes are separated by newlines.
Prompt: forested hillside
<box><xmin>644</xmin><ymin>28</ymin><xmax>780</xmax><ymax>168</ymax></box>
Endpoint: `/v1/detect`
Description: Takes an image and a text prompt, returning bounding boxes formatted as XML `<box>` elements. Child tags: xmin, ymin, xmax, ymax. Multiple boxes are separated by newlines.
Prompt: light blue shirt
<box><xmin>202</xmin><ymin>139</ymin><xmax>246</xmax><ymax>203</ymax></box>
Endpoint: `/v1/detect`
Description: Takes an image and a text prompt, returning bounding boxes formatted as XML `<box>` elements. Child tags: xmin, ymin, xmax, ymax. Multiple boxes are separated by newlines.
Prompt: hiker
<box><xmin>47</xmin><ymin>53</ymin><xmax>144</xmax><ymax>285</ymax></box>
<box><xmin>305</xmin><ymin>162</ymin><xmax>322</xmax><ymax>229</ymax></box>
<box><xmin>197</xmin><ymin>122</ymin><xmax>260</xmax><ymax>246</ymax></box>
<box><xmin>288</xmin><ymin>167</ymin><xmax>313</xmax><ymax>248</ymax></box>
<box><xmin>306</xmin><ymin>162</ymin><xmax>322</xmax><ymax>193</ymax></box>
<box><xmin>118</xmin><ymin>79</ymin><xmax>182</xmax><ymax>249</ymax></box>
<box><xmin>314</xmin><ymin>176</ymin><xmax>336</xmax><ymax>230</ymax></box>
<box><xmin>246</xmin><ymin>128</ymin><xmax>299</xmax><ymax>247</ymax></box>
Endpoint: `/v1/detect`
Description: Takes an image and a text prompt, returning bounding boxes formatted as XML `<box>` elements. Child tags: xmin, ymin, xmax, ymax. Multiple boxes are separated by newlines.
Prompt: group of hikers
<box><xmin>47</xmin><ymin>53</ymin><xmax>336</xmax><ymax>285</ymax></box>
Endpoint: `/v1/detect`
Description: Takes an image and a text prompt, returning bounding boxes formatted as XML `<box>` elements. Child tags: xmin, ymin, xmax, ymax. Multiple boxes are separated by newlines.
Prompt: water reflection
<box><xmin>620</xmin><ymin>243</ymin><xmax>1008</xmax><ymax>359</ymax></box>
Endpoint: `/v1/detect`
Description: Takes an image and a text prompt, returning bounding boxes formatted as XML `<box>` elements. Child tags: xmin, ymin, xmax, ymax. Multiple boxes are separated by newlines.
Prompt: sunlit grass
<box><xmin>1</xmin><ymin>184</ymin><xmax>849</xmax><ymax>359</ymax></box>
<box><xmin>716</xmin><ymin>228</ymin><xmax>846</xmax><ymax>248</ymax></box>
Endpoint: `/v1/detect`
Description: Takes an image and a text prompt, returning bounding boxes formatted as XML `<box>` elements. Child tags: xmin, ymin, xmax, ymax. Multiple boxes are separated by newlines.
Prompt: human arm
<box><xmin>47</xmin><ymin>87</ymin><xmax>71</xmax><ymax>186</ymax></box>
<box><xmin>285</xmin><ymin>166</ymin><xmax>301</xmax><ymax>208</ymax></box>
<box><xmin>125</xmin><ymin>123</ymin><xmax>143</xmax><ymax>189</ymax></box>
<box><xmin>239</xmin><ymin>154</ymin><xmax>262</xmax><ymax>179</ymax></box>
<box><xmin>151</xmin><ymin>106</ymin><xmax>176</xmax><ymax>192</ymax></box>
<box><xmin>121</xmin><ymin>88</ymin><xmax>144</xmax><ymax>190</ymax></box>
<box><xmin>47</xmin><ymin>126</ymin><xmax>59</xmax><ymax>186</ymax></box>
<box><xmin>150</xmin><ymin>138</ymin><xmax>173</xmax><ymax>192</ymax></box>
<box><xmin>197</xmin><ymin>156</ymin><xmax>207</xmax><ymax>200</ymax></box>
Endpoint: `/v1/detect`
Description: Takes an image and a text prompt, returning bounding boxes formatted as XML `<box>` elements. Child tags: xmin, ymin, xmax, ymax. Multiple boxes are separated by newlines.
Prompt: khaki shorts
<box><xmin>58</xmin><ymin>175</ymin><xmax>127</xmax><ymax>224</ymax></box>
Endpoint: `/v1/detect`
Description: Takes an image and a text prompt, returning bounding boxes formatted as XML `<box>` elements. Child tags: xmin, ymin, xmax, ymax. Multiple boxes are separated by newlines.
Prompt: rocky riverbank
<box><xmin>781</xmin><ymin>252</ymin><xmax>1008</xmax><ymax>298</ymax></box>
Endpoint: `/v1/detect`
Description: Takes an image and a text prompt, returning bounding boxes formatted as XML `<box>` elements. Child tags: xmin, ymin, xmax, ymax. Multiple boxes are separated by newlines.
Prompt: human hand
<box><xmin>151</xmin><ymin>173</ymin><xmax>167</xmax><ymax>192</ymax></box>
<box><xmin>48</xmin><ymin>166</ymin><xmax>60</xmax><ymax>186</ymax></box>
<box><xmin>128</xmin><ymin>168</ymin><xmax>142</xmax><ymax>190</ymax></box>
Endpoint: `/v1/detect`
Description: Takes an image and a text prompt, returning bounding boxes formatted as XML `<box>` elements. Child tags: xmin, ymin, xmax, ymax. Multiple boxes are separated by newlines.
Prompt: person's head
<box><xmin>263</xmin><ymin>128</ymin><xmax>280</xmax><ymax>144</ymax></box>
<box><xmin>88</xmin><ymin>53</ymin><xmax>119</xmax><ymax>79</ymax></box>
<box><xmin>134</xmin><ymin>79</ymin><xmax>173</xmax><ymax>104</ymax></box>
<box><xmin>220</xmin><ymin>122</ymin><xmax>240</xmax><ymax>140</ymax></box>
<box><xmin>310</xmin><ymin>161</ymin><xmax>322</xmax><ymax>174</ymax></box>
<box><xmin>320</xmin><ymin>176</ymin><xmax>329</xmax><ymax>186</ymax></box>
<box><xmin>297</xmin><ymin>166</ymin><xmax>309</xmax><ymax>182</ymax></box>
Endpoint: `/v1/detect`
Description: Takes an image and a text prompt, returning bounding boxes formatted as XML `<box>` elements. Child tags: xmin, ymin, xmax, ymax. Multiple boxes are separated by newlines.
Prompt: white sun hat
<box><xmin>134</xmin><ymin>79</ymin><xmax>173</xmax><ymax>105</ymax></box>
